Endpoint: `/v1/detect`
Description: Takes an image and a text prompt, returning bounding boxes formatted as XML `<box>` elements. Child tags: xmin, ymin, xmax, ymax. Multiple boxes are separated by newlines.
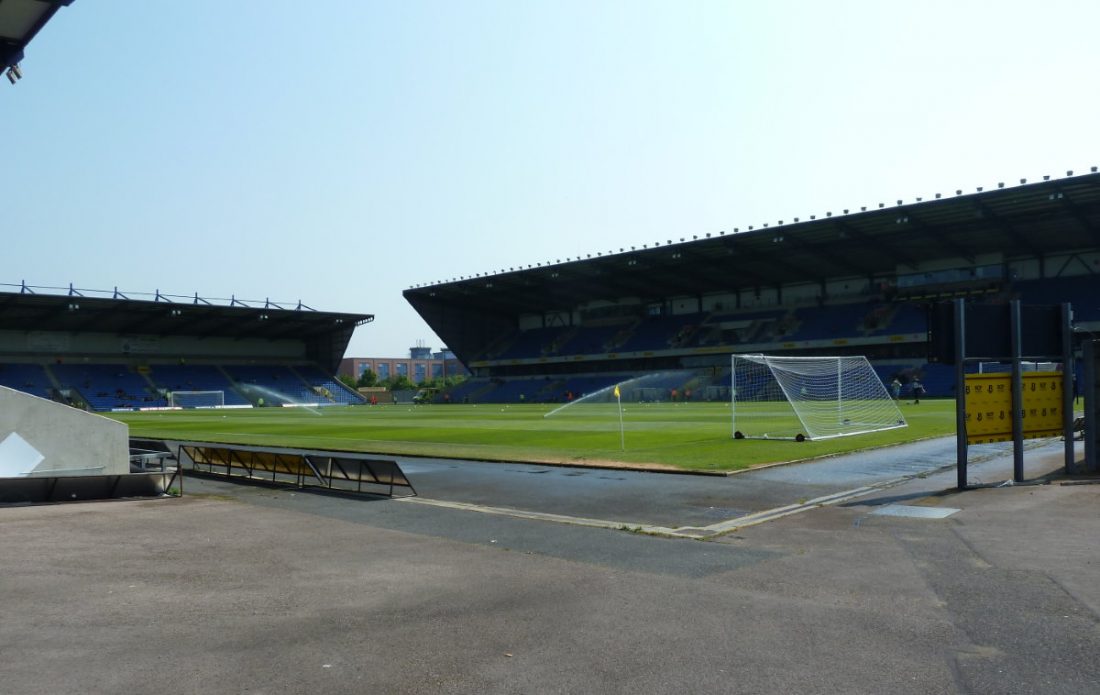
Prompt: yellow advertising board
<box><xmin>963</xmin><ymin>372</ymin><xmax>1064</xmax><ymax>444</ymax></box>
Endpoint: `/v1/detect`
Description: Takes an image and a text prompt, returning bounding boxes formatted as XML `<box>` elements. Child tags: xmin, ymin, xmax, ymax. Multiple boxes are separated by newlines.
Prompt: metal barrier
<box><xmin>177</xmin><ymin>443</ymin><xmax>416</xmax><ymax>497</ymax></box>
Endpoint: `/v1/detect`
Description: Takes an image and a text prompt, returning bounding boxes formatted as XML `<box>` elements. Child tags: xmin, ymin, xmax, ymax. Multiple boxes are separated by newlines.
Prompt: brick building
<box><xmin>339</xmin><ymin>347</ymin><xmax>468</xmax><ymax>384</ymax></box>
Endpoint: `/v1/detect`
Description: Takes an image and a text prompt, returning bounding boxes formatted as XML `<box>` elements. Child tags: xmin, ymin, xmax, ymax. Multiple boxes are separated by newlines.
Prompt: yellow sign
<box><xmin>963</xmin><ymin>372</ymin><xmax>1065</xmax><ymax>444</ymax></box>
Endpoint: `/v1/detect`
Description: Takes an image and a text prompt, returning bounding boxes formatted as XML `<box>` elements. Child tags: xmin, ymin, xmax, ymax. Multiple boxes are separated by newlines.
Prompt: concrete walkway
<box><xmin>1</xmin><ymin>440</ymin><xmax>1097</xmax><ymax>694</ymax></box>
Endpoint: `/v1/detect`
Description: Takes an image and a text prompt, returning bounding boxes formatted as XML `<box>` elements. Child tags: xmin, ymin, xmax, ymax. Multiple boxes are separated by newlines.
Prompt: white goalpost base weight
<box><xmin>731</xmin><ymin>354</ymin><xmax>907</xmax><ymax>441</ymax></box>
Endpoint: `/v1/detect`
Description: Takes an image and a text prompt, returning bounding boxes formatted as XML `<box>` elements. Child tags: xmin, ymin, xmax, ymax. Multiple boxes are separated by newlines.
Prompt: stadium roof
<box><xmin>405</xmin><ymin>169</ymin><xmax>1100</xmax><ymax>318</ymax></box>
<box><xmin>0</xmin><ymin>285</ymin><xmax>373</xmax><ymax>372</ymax></box>
<box><xmin>0</xmin><ymin>0</ymin><xmax>73</xmax><ymax>73</ymax></box>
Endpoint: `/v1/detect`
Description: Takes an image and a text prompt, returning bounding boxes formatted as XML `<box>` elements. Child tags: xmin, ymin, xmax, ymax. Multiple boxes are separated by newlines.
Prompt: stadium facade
<box><xmin>403</xmin><ymin>169</ymin><xmax>1100</xmax><ymax>402</ymax></box>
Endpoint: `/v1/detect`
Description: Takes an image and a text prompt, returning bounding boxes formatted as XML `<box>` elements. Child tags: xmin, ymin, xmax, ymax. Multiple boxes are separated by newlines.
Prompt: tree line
<box><xmin>338</xmin><ymin>369</ymin><xmax>466</xmax><ymax>393</ymax></box>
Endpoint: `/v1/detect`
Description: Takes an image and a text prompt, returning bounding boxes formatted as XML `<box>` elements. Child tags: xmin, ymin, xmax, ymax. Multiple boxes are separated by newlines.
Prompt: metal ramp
<box><xmin>175</xmin><ymin>443</ymin><xmax>416</xmax><ymax>498</ymax></box>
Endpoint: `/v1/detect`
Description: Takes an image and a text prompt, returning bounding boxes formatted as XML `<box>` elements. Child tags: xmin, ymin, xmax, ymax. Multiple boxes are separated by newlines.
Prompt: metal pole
<box><xmin>1062</xmin><ymin>303</ymin><xmax>1075</xmax><ymax>474</ymax></box>
<box><xmin>730</xmin><ymin>354</ymin><xmax>737</xmax><ymax>438</ymax></box>
<box><xmin>955</xmin><ymin>299</ymin><xmax>968</xmax><ymax>490</ymax></box>
<box><xmin>1010</xmin><ymin>300</ymin><xmax>1025</xmax><ymax>483</ymax></box>
<box><xmin>837</xmin><ymin>357</ymin><xmax>842</xmax><ymax>424</ymax></box>
<box><xmin>1085</xmin><ymin>341</ymin><xmax>1097</xmax><ymax>474</ymax></box>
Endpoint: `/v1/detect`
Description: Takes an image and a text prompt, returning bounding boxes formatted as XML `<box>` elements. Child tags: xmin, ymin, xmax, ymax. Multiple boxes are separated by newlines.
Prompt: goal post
<box><xmin>167</xmin><ymin>390</ymin><xmax>225</xmax><ymax>409</ymax></box>
<box><xmin>731</xmin><ymin>354</ymin><xmax>907</xmax><ymax>441</ymax></box>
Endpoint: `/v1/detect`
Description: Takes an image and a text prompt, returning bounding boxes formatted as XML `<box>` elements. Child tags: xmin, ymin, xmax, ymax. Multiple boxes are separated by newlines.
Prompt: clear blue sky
<box><xmin>4</xmin><ymin>1</ymin><xmax>1100</xmax><ymax>358</ymax></box>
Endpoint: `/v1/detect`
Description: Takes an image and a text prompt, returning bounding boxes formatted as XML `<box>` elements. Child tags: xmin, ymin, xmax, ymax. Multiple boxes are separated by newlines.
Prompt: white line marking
<box><xmin>399</xmin><ymin>478</ymin><xmax>902</xmax><ymax>538</ymax></box>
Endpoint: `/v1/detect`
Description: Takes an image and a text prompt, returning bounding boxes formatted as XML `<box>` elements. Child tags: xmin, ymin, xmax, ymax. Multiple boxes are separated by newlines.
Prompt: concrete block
<box><xmin>0</xmin><ymin>386</ymin><xmax>129</xmax><ymax>477</ymax></box>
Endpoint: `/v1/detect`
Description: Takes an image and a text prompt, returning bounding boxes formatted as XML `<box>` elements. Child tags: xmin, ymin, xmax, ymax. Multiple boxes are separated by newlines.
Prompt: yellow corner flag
<box><xmin>614</xmin><ymin>383</ymin><xmax>625</xmax><ymax>450</ymax></box>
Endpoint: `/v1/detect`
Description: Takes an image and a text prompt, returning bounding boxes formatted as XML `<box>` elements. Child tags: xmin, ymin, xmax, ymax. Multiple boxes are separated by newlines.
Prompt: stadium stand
<box><xmin>223</xmin><ymin>364</ymin><xmax>333</xmax><ymax>406</ymax></box>
<box><xmin>51</xmin><ymin>363</ymin><xmax>168</xmax><ymax>411</ymax></box>
<box><xmin>147</xmin><ymin>364</ymin><xmax>250</xmax><ymax>407</ymax></box>
<box><xmin>0</xmin><ymin>363</ymin><xmax>54</xmax><ymax>400</ymax></box>
<box><xmin>293</xmin><ymin>365</ymin><xmax>367</xmax><ymax>405</ymax></box>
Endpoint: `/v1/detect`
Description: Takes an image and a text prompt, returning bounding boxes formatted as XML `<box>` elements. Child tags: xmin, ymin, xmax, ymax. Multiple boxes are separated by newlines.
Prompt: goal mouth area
<box><xmin>166</xmin><ymin>390</ymin><xmax>227</xmax><ymax>409</ymax></box>
<box><xmin>730</xmin><ymin>354</ymin><xmax>909</xmax><ymax>442</ymax></box>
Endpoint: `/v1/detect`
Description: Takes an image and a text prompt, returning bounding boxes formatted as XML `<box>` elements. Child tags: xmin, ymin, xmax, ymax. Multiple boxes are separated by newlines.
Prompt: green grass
<box><xmin>109</xmin><ymin>400</ymin><xmax>956</xmax><ymax>473</ymax></box>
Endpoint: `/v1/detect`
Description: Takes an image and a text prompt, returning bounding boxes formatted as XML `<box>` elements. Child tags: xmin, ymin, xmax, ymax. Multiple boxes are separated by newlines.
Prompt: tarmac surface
<box><xmin>2</xmin><ymin>437</ymin><xmax>1099</xmax><ymax>694</ymax></box>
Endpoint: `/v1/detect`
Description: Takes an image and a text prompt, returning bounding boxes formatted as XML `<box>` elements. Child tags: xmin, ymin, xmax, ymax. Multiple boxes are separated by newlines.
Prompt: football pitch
<box><xmin>110</xmin><ymin>400</ymin><xmax>956</xmax><ymax>473</ymax></box>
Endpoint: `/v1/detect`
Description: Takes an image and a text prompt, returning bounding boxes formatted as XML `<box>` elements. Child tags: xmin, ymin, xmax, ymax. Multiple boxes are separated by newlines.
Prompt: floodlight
<box><xmin>997</xmin><ymin>182</ymin><xmax>1004</xmax><ymax>188</ymax></box>
<box><xmin>10</xmin><ymin>64</ymin><xmax>21</xmax><ymax>80</ymax></box>
<box><xmin>956</xmin><ymin>189</ymin><xmax>962</xmax><ymax>194</ymax></box>
<box><xmin>935</xmin><ymin>193</ymin><xmax>941</xmax><ymax>198</ymax></box>
<box><xmin>976</xmin><ymin>187</ymin><xmax>983</xmax><ymax>192</ymax></box>
<box><xmin>1020</xmin><ymin>178</ymin><xmax>1027</xmax><ymax>184</ymax></box>
<box><xmin>1067</xmin><ymin>170</ymin><xmax>1074</xmax><ymax>176</ymax></box>
<box><xmin>1043</xmin><ymin>176</ymin><xmax>1050</xmax><ymax>181</ymax></box>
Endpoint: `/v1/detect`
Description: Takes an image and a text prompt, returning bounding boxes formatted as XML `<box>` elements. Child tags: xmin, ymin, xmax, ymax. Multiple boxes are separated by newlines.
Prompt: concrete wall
<box><xmin>0</xmin><ymin>386</ymin><xmax>129</xmax><ymax>477</ymax></box>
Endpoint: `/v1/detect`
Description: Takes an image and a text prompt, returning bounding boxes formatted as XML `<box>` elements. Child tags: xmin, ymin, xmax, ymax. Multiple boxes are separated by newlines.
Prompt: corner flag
<box><xmin>614</xmin><ymin>382</ymin><xmax>624</xmax><ymax>450</ymax></box>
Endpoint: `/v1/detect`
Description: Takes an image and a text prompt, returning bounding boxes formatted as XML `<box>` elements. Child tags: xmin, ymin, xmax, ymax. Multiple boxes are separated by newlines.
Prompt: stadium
<box><xmin>7</xmin><ymin>5</ymin><xmax>1100</xmax><ymax>692</ymax></box>
<box><xmin>1</xmin><ymin>170</ymin><xmax>1096</xmax><ymax>473</ymax></box>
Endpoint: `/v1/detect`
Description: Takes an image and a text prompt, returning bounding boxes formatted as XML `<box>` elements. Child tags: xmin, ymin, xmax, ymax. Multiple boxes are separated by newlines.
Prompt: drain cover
<box><xmin>870</xmin><ymin>504</ymin><xmax>959</xmax><ymax>519</ymax></box>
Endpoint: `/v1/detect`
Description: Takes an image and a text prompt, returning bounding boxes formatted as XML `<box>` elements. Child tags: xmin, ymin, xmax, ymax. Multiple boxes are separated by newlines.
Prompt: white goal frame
<box><xmin>167</xmin><ymin>390</ymin><xmax>225</xmax><ymax>409</ymax></box>
<box><xmin>731</xmin><ymin>354</ymin><xmax>907</xmax><ymax>441</ymax></box>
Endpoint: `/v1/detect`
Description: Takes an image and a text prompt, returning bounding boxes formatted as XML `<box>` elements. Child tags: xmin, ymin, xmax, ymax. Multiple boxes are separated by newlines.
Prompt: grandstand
<box><xmin>0</xmin><ymin>285</ymin><xmax>371</xmax><ymax>411</ymax></box>
<box><xmin>0</xmin><ymin>0</ymin><xmax>74</xmax><ymax>81</ymax></box>
<box><xmin>405</xmin><ymin>170</ymin><xmax>1100</xmax><ymax>403</ymax></box>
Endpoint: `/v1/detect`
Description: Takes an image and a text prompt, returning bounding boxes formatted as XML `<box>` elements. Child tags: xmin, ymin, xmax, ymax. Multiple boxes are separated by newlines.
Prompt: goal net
<box><xmin>167</xmin><ymin>390</ymin><xmax>225</xmax><ymax>409</ymax></box>
<box><xmin>731</xmin><ymin>354</ymin><xmax>906</xmax><ymax>441</ymax></box>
